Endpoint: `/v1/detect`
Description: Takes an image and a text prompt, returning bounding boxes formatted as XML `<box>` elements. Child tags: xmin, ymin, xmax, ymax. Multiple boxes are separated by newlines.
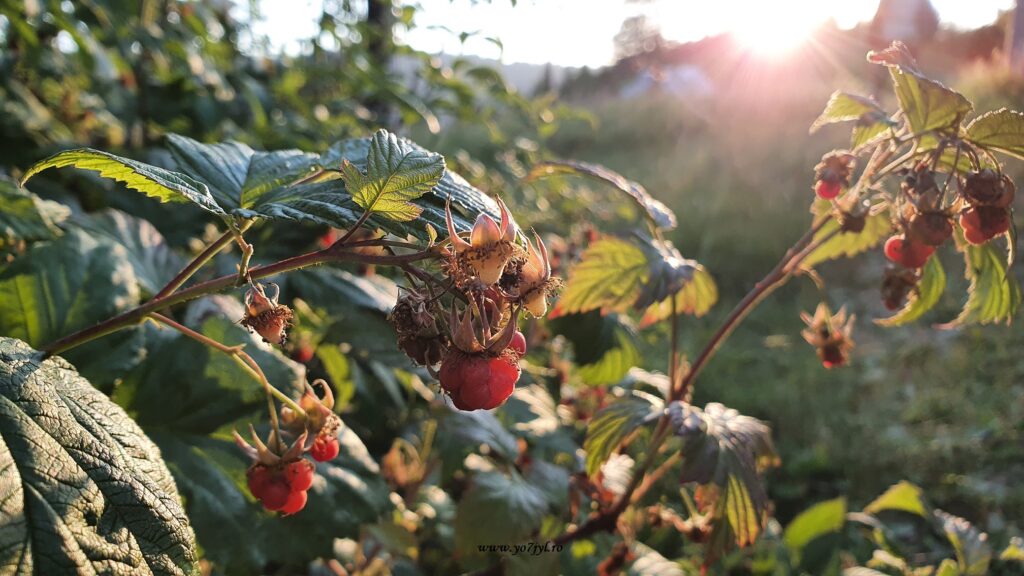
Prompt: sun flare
<box><xmin>729</xmin><ymin>4</ymin><xmax>823</xmax><ymax>56</ymax></box>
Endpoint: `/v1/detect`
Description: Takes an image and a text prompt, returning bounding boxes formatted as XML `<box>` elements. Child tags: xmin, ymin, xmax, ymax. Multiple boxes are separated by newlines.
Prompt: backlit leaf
<box><xmin>552</xmin><ymin>237</ymin><xmax>648</xmax><ymax>317</ymax></box>
<box><xmin>863</xmin><ymin>481</ymin><xmax>927</xmax><ymax>517</ymax></box>
<box><xmin>21</xmin><ymin>147</ymin><xmax>224</xmax><ymax>215</ymax></box>
<box><xmin>584</xmin><ymin>393</ymin><xmax>662</xmax><ymax>476</ymax></box>
<box><xmin>965</xmin><ymin>108</ymin><xmax>1024</xmax><ymax>161</ymax></box>
<box><xmin>869</xmin><ymin>42</ymin><xmax>972</xmax><ymax>134</ymax></box>
<box><xmin>939</xmin><ymin>240</ymin><xmax>1021</xmax><ymax>328</ymax></box>
<box><xmin>525</xmin><ymin>160</ymin><xmax>677</xmax><ymax>230</ymax></box>
<box><xmin>340</xmin><ymin>129</ymin><xmax>445</xmax><ymax>221</ymax></box>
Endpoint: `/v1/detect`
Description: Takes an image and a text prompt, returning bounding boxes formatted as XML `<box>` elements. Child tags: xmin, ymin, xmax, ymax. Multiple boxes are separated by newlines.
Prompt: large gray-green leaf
<box><xmin>21</xmin><ymin>148</ymin><xmax>225</xmax><ymax>215</ymax></box>
<box><xmin>0</xmin><ymin>337</ymin><xmax>196</xmax><ymax>575</ymax></box>
<box><xmin>165</xmin><ymin>134</ymin><xmax>320</xmax><ymax>210</ymax></box>
<box><xmin>0</xmin><ymin>176</ymin><xmax>69</xmax><ymax>244</ymax></box>
<box><xmin>454</xmin><ymin>470</ymin><xmax>548</xmax><ymax>555</ymax></box>
<box><xmin>0</xmin><ymin>229</ymin><xmax>145</xmax><ymax>385</ymax></box>
<box><xmin>68</xmin><ymin>209</ymin><xmax>184</xmax><ymax>296</ymax></box>
<box><xmin>338</xmin><ymin>129</ymin><xmax>445</xmax><ymax>221</ymax></box>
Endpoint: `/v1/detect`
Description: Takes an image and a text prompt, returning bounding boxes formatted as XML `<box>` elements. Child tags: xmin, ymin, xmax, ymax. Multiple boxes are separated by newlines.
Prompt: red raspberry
<box><xmin>510</xmin><ymin>331</ymin><xmax>527</xmax><ymax>356</ymax></box>
<box><xmin>246</xmin><ymin>465</ymin><xmax>270</xmax><ymax>496</ymax></box>
<box><xmin>960</xmin><ymin>207</ymin><xmax>1011</xmax><ymax>245</ymax></box>
<box><xmin>310</xmin><ymin>435</ymin><xmax>340</xmax><ymax>462</ymax></box>
<box><xmin>285</xmin><ymin>459</ymin><xmax>315</xmax><ymax>492</ymax></box>
<box><xmin>279</xmin><ymin>489</ymin><xmax>308</xmax><ymax>515</ymax></box>
<box><xmin>292</xmin><ymin>345</ymin><xmax>315</xmax><ymax>363</ymax></box>
<box><xmin>259</xmin><ymin>478</ymin><xmax>291</xmax><ymax>511</ymax></box>
<box><xmin>815</xmin><ymin>179</ymin><xmax>842</xmax><ymax>200</ymax></box>
<box><xmin>439</xmin><ymin>349</ymin><xmax>521</xmax><ymax>411</ymax></box>
<box><xmin>884</xmin><ymin>235</ymin><xmax>934</xmax><ymax>269</ymax></box>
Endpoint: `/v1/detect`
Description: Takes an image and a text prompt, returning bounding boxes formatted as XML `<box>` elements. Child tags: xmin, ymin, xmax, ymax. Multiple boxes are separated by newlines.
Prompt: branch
<box><xmin>43</xmin><ymin>247</ymin><xmax>441</xmax><ymax>356</ymax></box>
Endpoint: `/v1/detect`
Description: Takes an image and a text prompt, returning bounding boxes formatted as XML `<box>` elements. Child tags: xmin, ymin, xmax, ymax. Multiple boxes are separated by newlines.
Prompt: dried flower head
<box><xmin>445</xmin><ymin>199</ymin><xmax>518</xmax><ymax>286</ymax></box>
<box><xmin>800</xmin><ymin>303</ymin><xmax>855</xmax><ymax>369</ymax></box>
<box><xmin>241</xmin><ymin>282</ymin><xmax>294</xmax><ymax>345</ymax></box>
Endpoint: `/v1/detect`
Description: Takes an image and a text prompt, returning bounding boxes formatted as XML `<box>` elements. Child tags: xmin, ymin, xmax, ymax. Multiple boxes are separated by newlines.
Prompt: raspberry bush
<box><xmin>2</xmin><ymin>41</ymin><xmax>1023</xmax><ymax>574</ymax></box>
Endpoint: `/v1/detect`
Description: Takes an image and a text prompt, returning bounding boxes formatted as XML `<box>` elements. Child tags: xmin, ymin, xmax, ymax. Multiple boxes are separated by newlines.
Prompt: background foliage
<box><xmin>2</xmin><ymin>1</ymin><xmax>1024</xmax><ymax>575</ymax></box>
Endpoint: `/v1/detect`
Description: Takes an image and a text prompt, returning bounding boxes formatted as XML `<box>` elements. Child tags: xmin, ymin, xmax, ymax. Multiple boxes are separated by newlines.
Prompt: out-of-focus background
<box><xmin>2</xmin><ymin>0</ymin><xmax>1023</xmax><ymax>552</ymax></box>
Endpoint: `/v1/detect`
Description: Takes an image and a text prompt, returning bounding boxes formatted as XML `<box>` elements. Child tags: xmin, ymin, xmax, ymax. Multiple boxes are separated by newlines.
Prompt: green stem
<box><xmin>149</xmin><ymin>313</ymin><xmax>304</xmax><ymax>417</ymax></box>
<box><xmin>153</xmin><ymin>223</ymin><xmax>252</xmax><ymax>299</ymax></box>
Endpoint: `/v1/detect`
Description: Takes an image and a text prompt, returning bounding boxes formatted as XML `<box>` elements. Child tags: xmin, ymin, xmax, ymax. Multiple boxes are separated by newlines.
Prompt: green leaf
<box><xmin>802</xmin><ymin>209</ymin><xmax>892</xmax><ymax>269</ymax></box>
<box><xmin>0</xmin><ymin>175</ymin><xmax>69</xmax><ymax>244</ymax></box>
<box><xmin>21</xmin><ymin>147</ymin><xmax>225</xmax><ymax>215</ymax></box>
<box><xmin>876</xmin><ymin>256</ymin><xmax>946</xmax><ymax>326</ymax></box>
<box><xmin>165</xmin><ymin>134</ymin><xmax>320</xmax><ymax>210</ymax></box>
<box><xmin>868</xmin><ymin>43</ymin><xmax>972</xmax><ymax>134</ymax></box>
<box><xmin>935</xmin><ymin>509</ymin><xmax>992</xmax><ymax>576</ymax></box>
<box><xmin>526</xmin><ymin>160</ymin><xmax>677</xmax><ymax>230</ymax></box>
<box><xmin>438</xmin><ymin>408</ymin><xmax>519</xmax><ymax>462</ymax></box>
<box><xmin>1000</xmin><ymin>537</ymin><xmax>1024</xmax><ymax>562</ymax></box>
<box><xmin>68</xmin><ymin>209</ymin><xmax>184</xmax><ymax>296</ymax></box>
<box><xmin>114</xmin><ymin>300</ymin><xmax>305</xmax><ymax>434</ymax></box>
<box><xmin>939</xmin><ymin>240</ymin><xmax>1022</xmax><ymax>328</ymax></box>
<box><xmin>454</xmin><ymin>471</ymin><xmax>549</xmax><ymax>554</ymax></box>
<box><xmin>936</xmin><ymin>558</ymin><xmax>960</xmax><ymax>576</ymax></box>
<box><xmin>965</xmin><ymin>108</ymin><xmax>1024</xmax><ymax>161</ymax></box>
<box><xmin>633</xmin><ymin>235</ymin><xmax>701</xmax><ymax>310</ymax></box>
<box><xmin>553</xmin><ymin>237</ymin><xmax>649</xmax><ymax>317</ymax></box>
<box><xmin>639</xmin><ymin>265</ymin><xmax>717</xmax><ymax>327</ymax></box>
<box><xmin>0</xmin><ymin>337</ymin><xmax>196</xmax><ymax>574</ymax></box>
<box><xmin>852</xmin><ymin>121</ymin><xmax>894</xmax><ymax>150</ymax></box>
<box><xmin>784</xmin><ymin>498</ymin><xmax>847</xmax><ymax>565</ymax></box>
<box><xmin>548</xmin><ymin>312</ymin><xmax>641</xmax><ymax>386</ymax></box>
<box><xmin>810</xmin><ymin>92</ymin><xmax>890</xmax><ymax>132</ymax></box>
<box><xmin>842</xmin><ymin>569</ymin><xmax>889</xmax><ymax>576</ymax></box>
<box><xmin>670</xmin><ymin>402</ymin><xmax>778</xmax><ymax>549</ymax></box>
<box><xmin>863</xmin><ymin>481</ymin><xmax>928</xmax><ymax>517</ymax></box>
<box><xmin>584</xmin><ymin>393</ymin><xmax>661</xmax><ymax>476</ymax></box>
<box><xmin>340</xmin><ymin>129</ymin><xmax>445</xmax><ymax>221</ymax></box>
<box><xmin>0</xmin><ymin>228</ymin><xmax>140</xmax><ymax>348</ymax></box>
<box><xmin>239</xmin><ymin>135</ymin><xmax>507</xmax><ymax>241</ymax></box>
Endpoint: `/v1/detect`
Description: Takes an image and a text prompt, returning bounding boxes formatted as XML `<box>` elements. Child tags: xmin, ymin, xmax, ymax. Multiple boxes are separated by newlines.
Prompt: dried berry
<box><xmin>881</xmin><ymin>267</ymin><xmax>920</xmax><ymax>311</ymax></box>
<box><xmin>241</xmin><ymin>283</ymin><xmax>293</xmax><ymax>345</ymax></box>
<box><xmin>963</xmin><ymin>169</ymin><xmax>1015</xmax><ymax>208</ymax></box>
<box><xmin>800</xmin><ymin>304</ymin><xmax>855</xmax><ymax>369</ymax></box>
<box><xmin>907</xmin><ymin>212</ymin><xmax>952</xmax><ymax>247</ymax></box>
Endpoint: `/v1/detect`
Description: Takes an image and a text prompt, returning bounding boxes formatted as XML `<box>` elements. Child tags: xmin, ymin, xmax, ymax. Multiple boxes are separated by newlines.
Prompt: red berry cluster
<box><xmin>812</xmin><ymin>151</ymin><xmax>856</xmax><ymax>200</ymax></box>
<box><xmin>959</xmin><ymin>169</ymin><xmax>1014</xmax><ymax>245</ymax></box>
<box><xmin>246</xmin><ymin>459</ymin><xmax>314</xmax><ymax>515</ymax></box>
<box><xmin>389</xmin><ymin>200</ymin><xmax>560</xmax><ymax>411</ymax></box>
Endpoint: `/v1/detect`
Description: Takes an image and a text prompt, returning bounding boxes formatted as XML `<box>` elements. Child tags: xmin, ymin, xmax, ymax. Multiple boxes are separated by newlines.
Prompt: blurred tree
<box><xmin>1008</xmin><ymin>0</ymin><xmax>1024</xmax><ymax>72</ymax></box>
<box><xmin>613</xmin><ymin>15</ymin><xmax>663</xmax><ymax>60</ymax></box>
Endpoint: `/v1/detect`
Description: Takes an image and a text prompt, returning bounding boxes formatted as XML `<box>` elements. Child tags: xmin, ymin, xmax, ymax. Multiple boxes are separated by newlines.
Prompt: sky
<box><xmin>245</xmin><ymin>0</ymin><xmax>1016</xmax><ymax>68</ymax></box>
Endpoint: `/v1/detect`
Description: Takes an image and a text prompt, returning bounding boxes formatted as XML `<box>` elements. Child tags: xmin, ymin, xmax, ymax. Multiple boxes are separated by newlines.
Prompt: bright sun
<box><xmin>729</xmin><ymin>4</ymin><xmax>824</xmax><ymax>56</ymax></box>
